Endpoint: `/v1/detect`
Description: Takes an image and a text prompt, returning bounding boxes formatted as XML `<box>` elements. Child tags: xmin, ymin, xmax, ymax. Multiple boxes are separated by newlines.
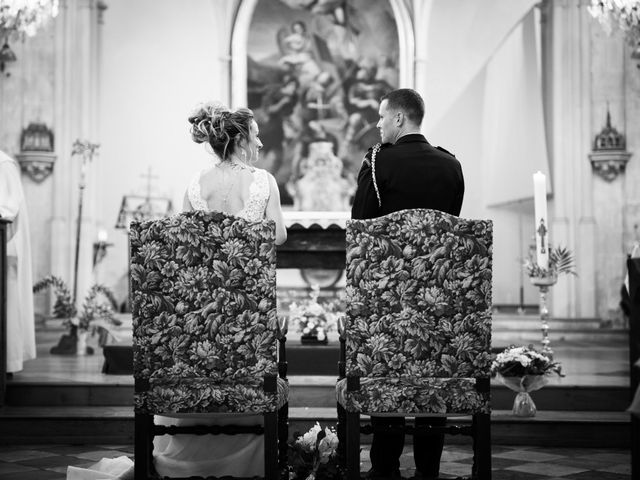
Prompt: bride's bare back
<box><xmin>185</xmin><ymin>163</ymin><xmax>270</xmax><ymax>223</ymax></box>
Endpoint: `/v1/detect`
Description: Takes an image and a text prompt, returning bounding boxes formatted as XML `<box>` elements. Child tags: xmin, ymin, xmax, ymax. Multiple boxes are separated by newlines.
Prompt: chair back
<box><xmin>130</xmin><ymin>211</ymin><xmax>278</xmax><ymax>414</ymax></box>
<box><xmin>345</xmin><ymin>208</ymin><xmax>493</xmax><ymax>413</ymax></box>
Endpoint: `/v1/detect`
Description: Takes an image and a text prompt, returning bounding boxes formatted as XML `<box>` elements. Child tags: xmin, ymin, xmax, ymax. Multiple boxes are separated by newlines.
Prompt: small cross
<box><xmin>140</xmin><ymin>166</ymin><xmax>159</xmax><ymax>201</ymax></box>
<box><xmin>307</xmin><ymin>93</ymin><xmax>331</xmax><ymax>120</ymax></box>
<box><xmin>537</xmin><ymin>219</ymin><xmax>548</xmax><ymax>254</ymax></box>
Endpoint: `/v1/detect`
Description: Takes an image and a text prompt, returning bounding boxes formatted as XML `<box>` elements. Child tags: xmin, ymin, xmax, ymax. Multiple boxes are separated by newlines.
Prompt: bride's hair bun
<box><xmin>188</xmin><ymin>101</ymin><xmax>254</xmax><ymax>160</ymax></box>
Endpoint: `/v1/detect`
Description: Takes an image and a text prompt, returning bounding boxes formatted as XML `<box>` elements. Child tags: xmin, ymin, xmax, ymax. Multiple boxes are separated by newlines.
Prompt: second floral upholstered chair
<box><xmin>130</xmin><ymin>211</ymin><xmax>288</xmax><ymax>480</ymax></box>
<box><xmin>336</xmin><ymin>208</ymin><xmax>493</xmax><ymax>480</ymax></box>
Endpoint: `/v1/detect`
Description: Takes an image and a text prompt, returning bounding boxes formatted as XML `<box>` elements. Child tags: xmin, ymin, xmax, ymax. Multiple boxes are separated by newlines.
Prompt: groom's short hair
<box><xmin>381</xmin><ymin>88</ymin><xmax>425</xmax><ymax>126</ymax></box>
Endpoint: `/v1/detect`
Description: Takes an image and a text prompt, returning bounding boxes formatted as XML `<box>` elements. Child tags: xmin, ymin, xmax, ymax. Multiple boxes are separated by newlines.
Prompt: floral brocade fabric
<box><xmin>340</xmin><ymin>209</ymin><xmax>493</xmax><ymax>414</ymax></box>
<box><xmin>130</xmin><ymin>211</ymin><xmax>286</xmax><ymax>414</ymax></box>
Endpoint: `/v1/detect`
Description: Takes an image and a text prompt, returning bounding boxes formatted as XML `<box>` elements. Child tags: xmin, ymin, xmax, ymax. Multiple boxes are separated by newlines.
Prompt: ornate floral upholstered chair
<box><xmin>130</xmin><ymin>211</ymin><xmax>288</xmax><ymax>480</ymax></box>
<box><xmin>336</xmin><ymin>208</ymin><xmax>493</xmax><ymax>480</ymax></box>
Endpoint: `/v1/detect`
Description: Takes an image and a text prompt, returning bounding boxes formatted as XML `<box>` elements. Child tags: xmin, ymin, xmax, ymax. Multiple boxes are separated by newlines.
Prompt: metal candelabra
<box><xmin>530</xmin><ymin>275</ymin><xmax>557</xmax><ymax>358</ymax></box>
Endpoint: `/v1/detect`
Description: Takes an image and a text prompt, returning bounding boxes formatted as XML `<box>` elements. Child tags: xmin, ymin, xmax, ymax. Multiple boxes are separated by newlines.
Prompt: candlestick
<box><xmin>533</xmin><ymin>171</ymin><xmax>549</xmax><ymax>270</ymax></box>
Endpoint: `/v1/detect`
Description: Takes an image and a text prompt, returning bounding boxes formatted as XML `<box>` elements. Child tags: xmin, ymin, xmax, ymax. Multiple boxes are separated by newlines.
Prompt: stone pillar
<box><xmin>588</xmin><ymin>3</ymin><xmax>631</xmax><ymax>322</ymax></box>
<box><xmin>51</xmin><ymin>0</ymin><xmax>102</xmax><ymax>304</ymax></box>
<box><xmin>624</xmin><ymin>20</ymin><xmax>640</xmax><ymax>300</ymax></box>
<box><xmin>548</xmin><ymin>0</ymin><xmax>595</xmax><ymax>318</ymax></box>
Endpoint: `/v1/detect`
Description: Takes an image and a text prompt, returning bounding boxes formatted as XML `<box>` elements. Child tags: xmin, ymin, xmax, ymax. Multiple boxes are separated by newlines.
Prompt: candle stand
<box><xmin>530</xmin><ymin>274</ymin><xmax>558</xmax><ymax>359</ymax></box>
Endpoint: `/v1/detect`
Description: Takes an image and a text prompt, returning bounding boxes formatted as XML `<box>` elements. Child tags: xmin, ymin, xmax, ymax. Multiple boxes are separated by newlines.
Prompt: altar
<box><xmin>276</xmin><ymin>211</ymin><xmax>349</xmax><ymax>269</ymax></box>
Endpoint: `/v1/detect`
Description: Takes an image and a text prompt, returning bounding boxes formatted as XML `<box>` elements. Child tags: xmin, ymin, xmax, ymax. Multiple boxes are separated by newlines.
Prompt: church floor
<box><xmin>0</xmin><ymin>443</ymin><xmax>630</xmax><ymax>479</ymax></box>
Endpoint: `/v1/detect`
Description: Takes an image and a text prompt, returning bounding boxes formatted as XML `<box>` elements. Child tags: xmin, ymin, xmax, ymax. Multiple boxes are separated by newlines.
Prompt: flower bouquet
<box><xmin>524</xmin><ymin>245</ymin><xmax>576</xmax><ymax>285</ymax></box>
<box><xmin>288</xmin><ymin>423</ymin><xmax>339</xmax><ymax>480</ymax></box>
<box><xmin>287</xmin><ymin>284</ymin><xmax>341</xmax><ymax>344</ymax></box>
<box><xmin>491</xmin><ymin>345</ymin><xmax>564</xmax><ymax>417</ymax></box>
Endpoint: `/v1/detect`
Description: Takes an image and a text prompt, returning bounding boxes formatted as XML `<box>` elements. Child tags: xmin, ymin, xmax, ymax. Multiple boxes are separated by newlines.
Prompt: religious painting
<box><xmin>247</xmin><ymin>0</ymin><xmax>399</xmax><ymax>208</ymax></box>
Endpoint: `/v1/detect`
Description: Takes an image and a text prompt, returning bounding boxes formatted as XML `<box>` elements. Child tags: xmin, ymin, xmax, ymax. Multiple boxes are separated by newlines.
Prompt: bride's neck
<box><xmin>220</xmin><ymin>154</ymin><xmax>250</xmax><ymax>169</ymax></box>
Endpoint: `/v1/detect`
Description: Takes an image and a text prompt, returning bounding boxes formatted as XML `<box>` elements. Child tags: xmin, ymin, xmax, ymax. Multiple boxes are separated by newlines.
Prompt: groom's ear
<box><xmin>395</xmin><ymin>111</ymin><xmax>404</xmax><ymax>126</ymax></box>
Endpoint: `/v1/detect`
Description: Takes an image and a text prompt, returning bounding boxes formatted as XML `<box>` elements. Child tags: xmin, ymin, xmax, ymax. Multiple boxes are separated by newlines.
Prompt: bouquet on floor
<box><xmin>491</xmin><ymin>345</ymin><xmax>564</xmax><ymax>417</ymax></box>
<box><xmin>288</xmin><ymin>422</ymin><xmax>339</xmax><ymax>480</ymax></box>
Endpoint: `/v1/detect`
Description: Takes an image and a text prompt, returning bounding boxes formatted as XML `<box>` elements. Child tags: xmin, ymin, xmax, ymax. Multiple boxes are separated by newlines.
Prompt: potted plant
<box><xmin>491</xmin><ymin>344</ymin><xmax>564</xmax><ymax>417</ymax></box>
<box><xmin>33</xmin><ymin>275</ymin><xmax>121</xmax><ymax>355</ymax></box>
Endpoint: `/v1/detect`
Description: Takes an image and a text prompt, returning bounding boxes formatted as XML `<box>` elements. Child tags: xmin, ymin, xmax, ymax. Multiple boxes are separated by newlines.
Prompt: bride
<box><xmin>154</xmin><ymin>102</ymin><xmax>287</xmax><ymax>478</ymax></box>
<box><xmin>183</xmin><ymin>101</ymin><xmax>287</xmax><ymax>245</ymax></box>
<box><xmin>67</xmin><ymin>103</ymin><xmax>287</xmax><ymax>479</ymax></box>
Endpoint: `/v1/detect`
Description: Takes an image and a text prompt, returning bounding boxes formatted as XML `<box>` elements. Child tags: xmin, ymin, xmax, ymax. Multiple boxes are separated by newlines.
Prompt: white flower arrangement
<box><xmin>491</xmin><ymin>345</ymin><xmax>563</xmax><ymax>378</ymax></box>
<box><xmin>288</xmin><ymin>284</ymin><xmax>341</xmax><ymax>341</ymax></box>
<box><xmin>289</xmin><ymin>422</ymin><xmax>339</xmax><ymax>480</ymax></box>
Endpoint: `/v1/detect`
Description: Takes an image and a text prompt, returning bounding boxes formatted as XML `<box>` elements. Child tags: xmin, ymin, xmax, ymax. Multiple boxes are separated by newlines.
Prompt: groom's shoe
<box><xmin>411</xmin><ymin>472</ymin><xmax>438</xmax><ymax>480</ymax></box>
<box><xmin>366</xmin><ymin>468</ymin><xmax>402</xmax><ymax>479</ymax></box>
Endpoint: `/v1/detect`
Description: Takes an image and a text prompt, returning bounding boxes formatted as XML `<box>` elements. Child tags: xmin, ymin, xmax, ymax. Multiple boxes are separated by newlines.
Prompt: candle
<box><xmin>533</xmin><ymin>171</ymin><xmax>549</xmax><ymax>270</ymax></box>
<box><xmin>97</xmin><ymin>229</ymin><xmax>108</xmax><ymax>243</ymax></box>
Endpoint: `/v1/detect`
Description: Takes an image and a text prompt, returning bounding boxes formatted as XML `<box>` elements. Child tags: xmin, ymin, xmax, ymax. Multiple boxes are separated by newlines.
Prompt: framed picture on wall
<box><xmin>236</xmin><ymin>0</ymin><xmax>401</xmax><ymax>210</ymax></box>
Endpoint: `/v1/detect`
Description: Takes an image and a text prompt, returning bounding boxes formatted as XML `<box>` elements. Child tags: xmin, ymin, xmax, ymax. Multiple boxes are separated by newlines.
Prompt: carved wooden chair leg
<box><xmin>472</xmin><ymin>412</ymin><xmax>491</xmax><ymax>480</ymax></box>
<box><xmin>336</xmin><ymin>402</ymin><xmax>347</xmax><ymax>470</ymax></box>
<box><xmin>278</xmin><ymin>402</ymin><xmax>289</xmax><ymax>473</ymax></box>
<box><xmin>264</xmin><ymin>411</ymin><xmax>279</xmax><ymax>480</ymax></box>
<box><xmin>346</xmin><ymin>411</ymin><xmax>360</xmax><ymax>480</ymax></box>
<box><xmin>134</xmin><ymin>413</ymin><xmax>153</xmax><ymax>480</ymax></box>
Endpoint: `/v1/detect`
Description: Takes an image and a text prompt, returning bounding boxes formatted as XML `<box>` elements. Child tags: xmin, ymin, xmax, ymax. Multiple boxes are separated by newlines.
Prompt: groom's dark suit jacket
<box><xmin>351</xmin><ymin>133</ymin><xmax>464</xmax><ymax>219</ymax></box>
<box><xmin>350</xmin><ymin>133</ymin><xmax>465</xmax><ymax>475</ymax></box>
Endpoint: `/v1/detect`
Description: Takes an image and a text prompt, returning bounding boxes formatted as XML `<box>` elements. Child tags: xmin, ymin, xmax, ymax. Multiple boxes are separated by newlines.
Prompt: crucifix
<box><xmin>135</xmin><ymin>167</ymin><xmax>159</xmax><ymax>220</ymax></box>
<box><xmin>537</xmin><ymin>218</ymin><xmax>548</xmax><ymax>255</ymax></box>
<box><xmin>141</xmin><ymin>166</ymin><xmax>159</xmax><ymax>202</ymax></box>
<box><xmin>307</xmin><ymin>92</ymin><xmax>332</xmax><ymax>121</ymax></box>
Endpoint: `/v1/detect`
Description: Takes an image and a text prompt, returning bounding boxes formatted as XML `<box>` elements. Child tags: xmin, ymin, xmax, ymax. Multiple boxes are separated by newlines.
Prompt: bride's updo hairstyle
<box><xmin>188</xmin><ymin>101</ymin><xmax>254</xmax><ymax>160</ymax></box>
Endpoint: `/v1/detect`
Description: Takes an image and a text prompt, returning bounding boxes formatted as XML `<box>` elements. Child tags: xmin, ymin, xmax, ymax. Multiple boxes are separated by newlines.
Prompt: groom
<box><xmin>351</xmin><ymin>88</ymin><xmax>465</xmax><ymax>480</ymax></box>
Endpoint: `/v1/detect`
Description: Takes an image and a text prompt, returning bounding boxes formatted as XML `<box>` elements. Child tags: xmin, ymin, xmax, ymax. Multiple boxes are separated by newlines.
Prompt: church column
<box><xmin>589</xmin><ymin>22</ymin><xmax>629</xmax><ymax>322</ymax></box>
<box><xmin>548</xmin><ymin>0</ymin><xmax>595</xmax><ymax>318</ymax></box>
<box><xmin>51</xmin><ymin>0</ymin><xmax>102</xmax><ymax>303</ymax></box>
<box><xmin>412</xmin><ymin>0</ymin><xmax>430</xmax><ymax>91</ymax></box>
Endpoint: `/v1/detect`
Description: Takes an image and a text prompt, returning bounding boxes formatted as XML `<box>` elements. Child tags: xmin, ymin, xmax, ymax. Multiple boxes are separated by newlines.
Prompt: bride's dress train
<box><xmin>153</xmin><ymin>414</ymin><xmax>265</xmax><ymax>477</ymax></box>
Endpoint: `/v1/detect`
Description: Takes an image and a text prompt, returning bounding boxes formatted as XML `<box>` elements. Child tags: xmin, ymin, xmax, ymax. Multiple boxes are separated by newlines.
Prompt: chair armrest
<box><xmin>263</xmin><ymin>374</ymin><xmax>277</xmax><ymax>393</ymax></box>
<box><xmin>346</xmin><ymin>375</ymin><xmax>360</xmax><ymax>392</ymax></box>
<box><xmin>277</xmin><ymin>317</ymin><xmax>288</xmax><ymax>379</ymax></box>
<box><xmin>338</xmin><ymin>316</ymin><xmax>346</xmax><ymax>379</ymax></box>
<box><xmin>475</xmin><ymin>377</ymin><xmax>490</xmax><ymax>393</ymax></box>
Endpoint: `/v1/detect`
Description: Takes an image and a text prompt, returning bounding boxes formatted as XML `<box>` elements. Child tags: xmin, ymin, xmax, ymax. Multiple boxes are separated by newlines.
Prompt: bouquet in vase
<box><xmin>288</xmin><ymin>423</ymin><xmax>339</xmax><ymax>480</ymax></box>
<box><xmin>491</xmin><ymin>345</ymin><xmax>564</xmax><ymax>416</ymax></box>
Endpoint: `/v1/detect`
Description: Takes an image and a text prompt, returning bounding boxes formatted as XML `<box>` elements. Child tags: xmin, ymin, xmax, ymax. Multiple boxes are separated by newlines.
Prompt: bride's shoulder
<box><xmin>253</xmin><ymin>167</ymin><xmax>273</xmax><ymax>180</ymax></box>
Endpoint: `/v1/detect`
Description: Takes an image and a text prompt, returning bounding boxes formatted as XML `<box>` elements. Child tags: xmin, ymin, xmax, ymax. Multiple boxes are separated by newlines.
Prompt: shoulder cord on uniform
<box><xmin>371</xmin><ymin>143</ymin><xmax>382</xmax><ymax>208</ymax></box>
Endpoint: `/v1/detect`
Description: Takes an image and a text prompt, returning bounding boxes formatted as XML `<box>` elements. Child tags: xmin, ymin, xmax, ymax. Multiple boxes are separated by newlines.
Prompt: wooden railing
<box><xmin>0</xmin><ymin>219</ymin><xmax>10</xmax><ymax>406</ymax></box>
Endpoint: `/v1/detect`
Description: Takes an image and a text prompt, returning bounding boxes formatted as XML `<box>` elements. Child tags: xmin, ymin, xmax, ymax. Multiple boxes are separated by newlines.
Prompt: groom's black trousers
<box><xmin>370</xmin><ymin>416</ymin><xmax>446</xmax><ymax>476</ymax></box>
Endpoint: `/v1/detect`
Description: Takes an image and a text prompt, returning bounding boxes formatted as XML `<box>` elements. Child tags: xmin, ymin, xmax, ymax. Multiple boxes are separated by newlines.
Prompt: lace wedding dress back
<box><xmin>187</xmin><ymin>165</ymin><xmax>269</xmax><ymax>220</ymax></box>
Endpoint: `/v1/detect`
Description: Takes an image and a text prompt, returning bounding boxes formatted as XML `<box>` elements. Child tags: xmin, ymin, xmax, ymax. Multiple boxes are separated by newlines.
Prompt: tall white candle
<box><xmin>533</xmin><ymin>171</ymin><xmax>549</xmax><ymax>270</ymax></box>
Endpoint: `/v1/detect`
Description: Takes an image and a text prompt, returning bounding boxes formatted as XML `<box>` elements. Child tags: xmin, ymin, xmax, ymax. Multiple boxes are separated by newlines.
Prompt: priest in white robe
<box><xmin>0</xmin><ymin>150</ymin><xmax>36</xmax><ymax>373</ymax></box>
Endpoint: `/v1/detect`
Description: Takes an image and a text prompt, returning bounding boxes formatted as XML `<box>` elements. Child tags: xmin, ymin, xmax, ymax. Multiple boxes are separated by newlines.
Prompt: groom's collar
<box><xmin>394</xmin><ymin>133</ymin><xmax>429</xmax><ymax>145</ymax></box>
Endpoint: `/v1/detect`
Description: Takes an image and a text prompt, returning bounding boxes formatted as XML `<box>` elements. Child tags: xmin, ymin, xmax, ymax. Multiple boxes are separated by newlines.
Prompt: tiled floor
<box><xmin>0</xmin><ymin>444</ymin><xmax>630</xmax><ymax>479</ymax></box>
